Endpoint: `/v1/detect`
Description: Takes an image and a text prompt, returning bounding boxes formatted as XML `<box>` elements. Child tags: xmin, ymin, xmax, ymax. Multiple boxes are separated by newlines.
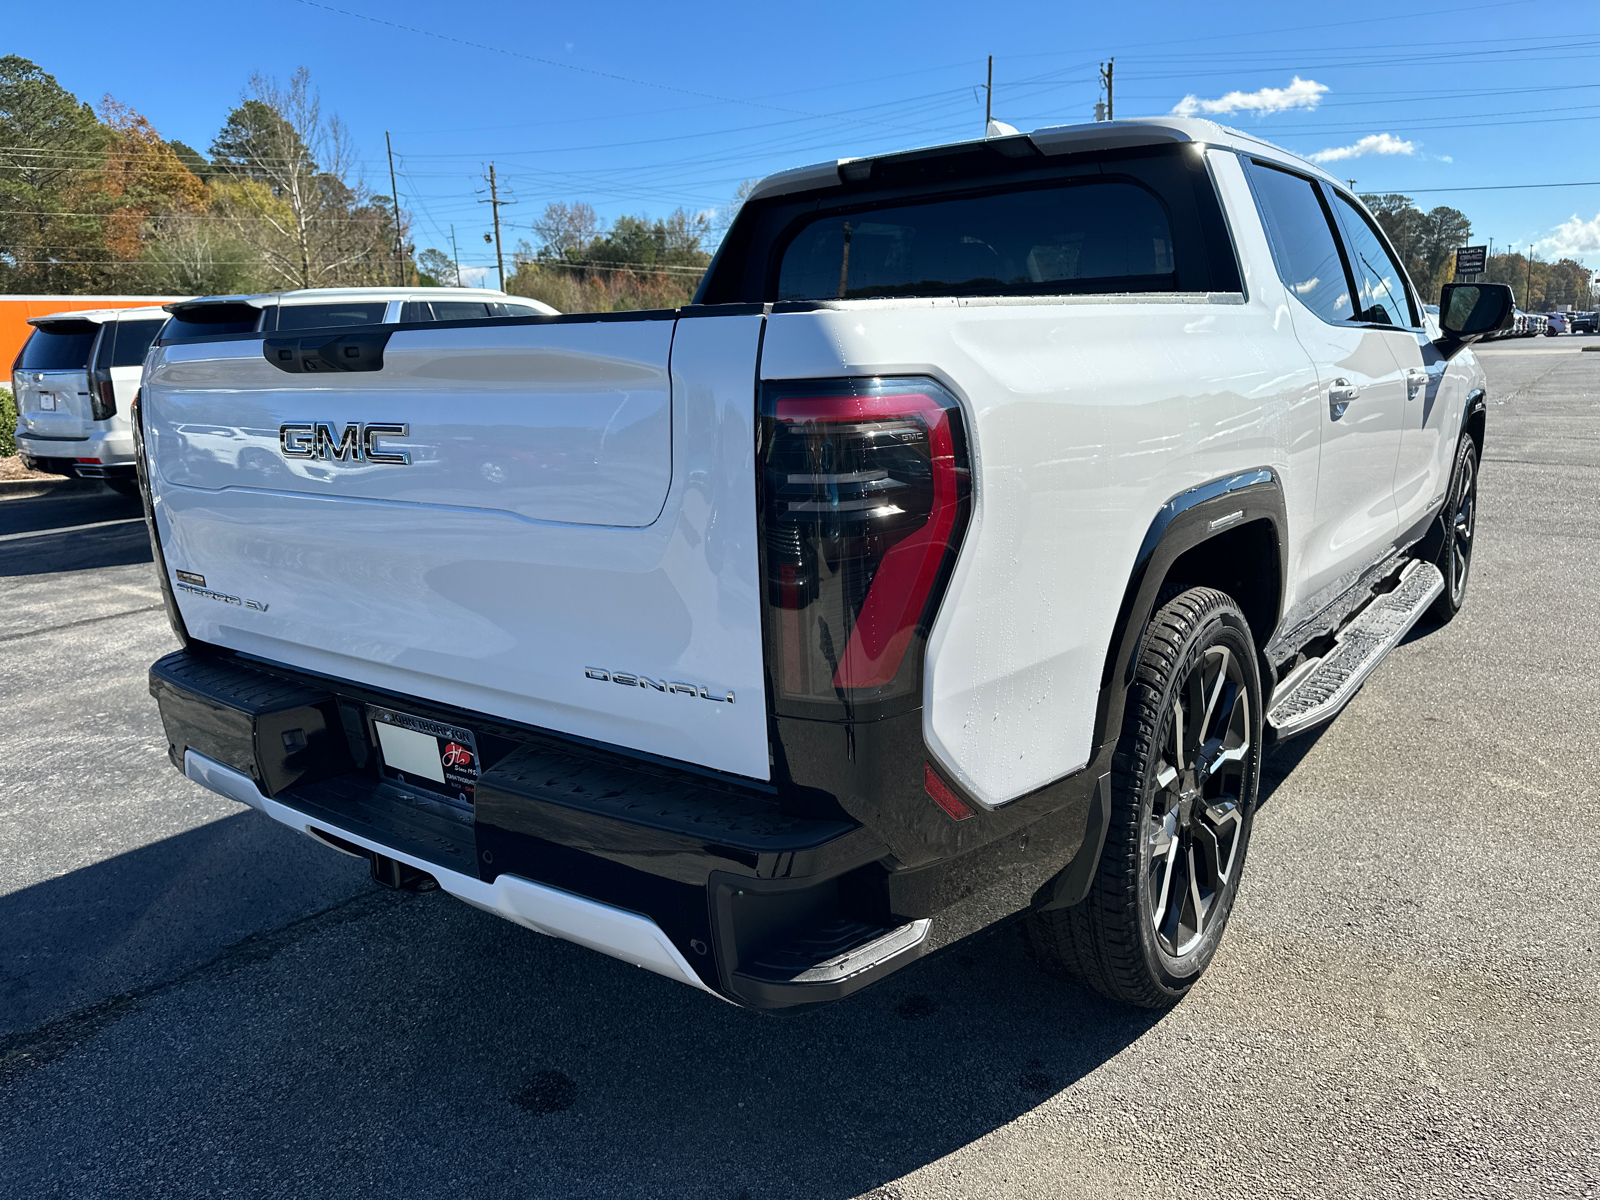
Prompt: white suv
<box><xmin>13</xmin><ymin>306</ymin><xmax>169</xmax><ymax>496</ymax></box>
<box><xmin>159</xmin><ymin>286</ymin><xmax>558</xmax><ymax>340</ymax></box>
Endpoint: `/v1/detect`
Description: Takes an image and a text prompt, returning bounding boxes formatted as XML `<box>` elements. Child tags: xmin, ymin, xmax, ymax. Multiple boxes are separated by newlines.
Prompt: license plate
<box><xmin>368</xmin><ymin>706</ymin><xmax>480</xmax><ymax>807</ymax></box>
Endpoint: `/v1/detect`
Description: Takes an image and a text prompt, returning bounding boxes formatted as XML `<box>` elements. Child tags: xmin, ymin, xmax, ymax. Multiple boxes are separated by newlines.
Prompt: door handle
<box><xmin>1404</xmin><ymin>368</ymin><xmax>1426</xmax><ymax>400</ymax></box>
<box><xmin>1329</xmin><ymin>378</ymin><xmax>1359</xmax><ymax>419</ymax></box>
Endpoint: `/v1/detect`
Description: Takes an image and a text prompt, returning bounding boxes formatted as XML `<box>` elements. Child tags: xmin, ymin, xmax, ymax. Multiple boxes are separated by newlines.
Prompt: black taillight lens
<box><xmin>759</xmin><ymin>377</ymin><xmax>971</xmax><ymax>721</ymax></box>
<box><xmin>91</xmin><ymin>374</ymin><xmax>117</xmax><ymax>421</ymax></box>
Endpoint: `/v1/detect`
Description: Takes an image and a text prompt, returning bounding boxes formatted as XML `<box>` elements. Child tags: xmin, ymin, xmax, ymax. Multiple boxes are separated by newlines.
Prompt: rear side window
<box><xmin>276</xmin><ymin>302</ymin><xmax>389</xmax><ymax>330</ymax></box>
<box><xmin>111</xmin><ymin>320</ymin><xmax>168</xmax><ymax>367</ymax></box>
<box><xmin>18</xmin><ymin>324</ymin><xmax>98</xmax><ymax>370</ymax></box>
<box><xmin>777</xmin><ymin>181</ymin><xmax>1176</xmax><ymax>301</ymax></box>
<box><xmin>400</xmin><ymin>300</ymin><xmax>498</xmax><ymax>322</ymax></box>
<box><xmin>1248</xmin><ymin>162</ymin><xmax>1354</xmax><ymax>326</ymax></box>
<box><xmin>399</xmin><ymin>300</ymin><xmax>538</xmax><ymax>322</ymax></box>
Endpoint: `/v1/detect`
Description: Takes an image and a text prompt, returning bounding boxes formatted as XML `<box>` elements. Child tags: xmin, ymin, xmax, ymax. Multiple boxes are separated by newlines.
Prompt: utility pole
<box><xmin>480</xmin><ymin>163</ymin><xmax>512</xmax><ymax>291</ymax></box>
<box><xmin>1526</xmin><ymin>244</ymin><xmax>1533</xmax><ymax>307</ymax></box>
<box><xmin>1098</xmin><ymin>59</ymin><xmax>1114</xmax><ymax>121</ymax></box>
<box><xmin>385</xmin><ymin>131</ymin><xmax>406</xmax><ymax>287</ymax></box>
<box><xmin>985</xmin><ymin>55</ymin><xmax>993</xmax><ymax>134</ymax></box>
<box><xmin>450</xmin><ymin>224</ymin><xmax>462</xmax><ymax>289</ymax></box>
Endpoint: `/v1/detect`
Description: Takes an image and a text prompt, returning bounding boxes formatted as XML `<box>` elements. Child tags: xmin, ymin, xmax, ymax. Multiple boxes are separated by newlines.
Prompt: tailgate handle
<box><xmin>264</xmin><ymin>331</ymin><xmax>389</xmax><ymax>374</ymax></box>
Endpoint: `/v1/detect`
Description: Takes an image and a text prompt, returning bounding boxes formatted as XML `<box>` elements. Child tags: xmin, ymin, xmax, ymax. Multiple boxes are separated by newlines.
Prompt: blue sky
<box><xmin>12</xmin><ymin>0</ymin><xmax>1600</xmax><ymax>279</ymax></box>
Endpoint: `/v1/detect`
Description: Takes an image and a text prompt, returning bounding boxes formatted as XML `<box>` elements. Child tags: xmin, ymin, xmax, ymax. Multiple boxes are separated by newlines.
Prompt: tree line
<box><xmin>1362</xmin><ymin>192</ymin><xmax>1594</xmax><ymax>310</ymax></box>
<box><xmin>0</xmin><ymin>56</ymin><xmax>407</xmax><ymax>295</ymax></box>
<box><xmin>0</xmin><ymin>54</ymin><xmax>741</xmax><ymax>307</ymax></box>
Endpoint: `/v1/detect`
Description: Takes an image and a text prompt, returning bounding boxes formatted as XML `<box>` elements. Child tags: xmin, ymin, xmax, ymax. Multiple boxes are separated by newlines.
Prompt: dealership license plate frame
<box><xmin>368</xmin><ymin>705</ymin><xmax>481</xmax><ymax>809</ymax></box>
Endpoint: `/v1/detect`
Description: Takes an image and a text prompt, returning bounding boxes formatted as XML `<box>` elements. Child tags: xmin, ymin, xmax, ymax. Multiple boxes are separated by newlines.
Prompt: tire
<box><xmin>1427</xmin><ymin>435</ymin><xmax>1479</xmax><ymax>624</ymax></box>
<box><xmin>1029</xmin><ymin>588</ymin><xmax>1263</xmax><ymax>1007</ymax></box>
<box><xmin>105</xmin><ymin>477</ymin><xmax>141</xmax><ymax>500</ymax></box>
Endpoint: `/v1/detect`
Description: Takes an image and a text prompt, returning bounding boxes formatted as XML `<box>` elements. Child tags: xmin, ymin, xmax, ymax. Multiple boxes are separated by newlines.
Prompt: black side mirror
<box><xmin>1435</xmin><ymin>282</ymin><xmax>1515</xmax><ymax>359</ymax></box>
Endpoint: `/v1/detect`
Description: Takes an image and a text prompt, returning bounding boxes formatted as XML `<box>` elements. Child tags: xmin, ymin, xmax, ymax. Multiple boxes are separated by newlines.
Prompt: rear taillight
<box><xmin>91</xmin><ymin>376</ymin><xmax>117</xmax><ymax>421</ymax></box>
<box><xmin>759</xmin><ymin>377</ymin><xmax>971</xmax><ymax>720</ymax></box>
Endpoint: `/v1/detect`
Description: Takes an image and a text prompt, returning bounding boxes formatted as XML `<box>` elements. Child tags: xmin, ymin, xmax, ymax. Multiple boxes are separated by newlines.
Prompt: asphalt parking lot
<box><xmin>2</xmin><ymin>337</ymin><xmax>1597</xmax><ymax>1200</ymax></box>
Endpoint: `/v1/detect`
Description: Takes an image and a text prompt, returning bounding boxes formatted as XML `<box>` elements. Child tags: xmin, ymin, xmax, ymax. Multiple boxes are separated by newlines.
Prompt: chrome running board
<box><xmin>1267</xmin><ymin>559</ymin><xmax>1444</xmax><ymax>739</ymax></box>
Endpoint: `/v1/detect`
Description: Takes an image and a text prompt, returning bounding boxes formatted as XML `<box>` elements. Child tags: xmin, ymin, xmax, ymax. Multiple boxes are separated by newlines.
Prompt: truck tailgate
<box><xmin>143</xmin><ymin>313</ymin><xmax>770</xmax><ymax>779</ymax></box>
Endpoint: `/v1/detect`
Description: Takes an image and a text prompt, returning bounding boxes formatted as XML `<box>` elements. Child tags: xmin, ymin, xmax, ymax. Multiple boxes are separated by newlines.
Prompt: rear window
<box><xmin>276</xmin><ymin>302</ymin><xmax>389</xmax><ymax>330</ymax></box>
<box><xmin>777</xmin><ymin>181</ymin><xmax>1175</xmax><ymax>301</ymax></box>
<box><xmin>110</xmin><ymin>320</ymin><xmax>168</xmax><ymax>367</ymax></box>
<box><xmin>701</xmin><ymin>143</ymin><xmax>1240</xmax><ymax>305</ymax></box>
<box><xmin>18</xmin><ymin>324</ymin><xmax>98</xmax><ymax>370</ymax></box>
<box><xmin>161</xmin><ymin>304</ymin><xmax>263</xmax><ymax>341</ymax></box>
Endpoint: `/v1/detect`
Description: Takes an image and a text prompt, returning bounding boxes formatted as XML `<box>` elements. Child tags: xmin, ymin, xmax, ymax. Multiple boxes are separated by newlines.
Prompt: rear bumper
<box><xmin>150</xmin><ymin>647</ymin><xmax>942</xmax><ymax>1010</ymax></box>
<box><xmin>183</xmin><ymin>749</ymin><xmax>723</xmax><ymax>998</ymax></box>
<box><xmin>17</xmin><ymin>430</ymin><xmax>136</xmax><ymax>472</ymax></box>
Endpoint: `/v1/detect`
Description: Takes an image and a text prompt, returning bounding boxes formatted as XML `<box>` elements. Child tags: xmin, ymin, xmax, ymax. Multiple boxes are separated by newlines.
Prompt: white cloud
<box><xmin>1171</xmin><ymin>76</ymin><xmax>1328</xmax><ymax>117</ymax></box>
<box><xmin>1537</xmin><ymin>212</ymin><xmax>1600</xmax><ymax>258</ymax></box>
<box><xmin>1308</xmin><ymin>133</ymin><xmax>1416</xmax><ymax>163</ymax></box>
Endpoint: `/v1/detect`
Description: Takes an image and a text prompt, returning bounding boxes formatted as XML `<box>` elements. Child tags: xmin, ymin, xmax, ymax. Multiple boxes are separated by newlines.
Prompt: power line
<box><xmin>1385</xmin><ymin>180</ymin><xmax>1600</xmax><ymax>193</ymax></box>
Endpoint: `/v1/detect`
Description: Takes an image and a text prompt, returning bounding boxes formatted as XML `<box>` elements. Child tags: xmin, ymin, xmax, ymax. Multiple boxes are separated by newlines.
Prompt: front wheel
<box><xmin>1029</xmin><ymin>588</ymin><xmax>1263</xmax><ymax>1008</ymax></box>
<box><xmin>1428</xmin><ymin>435</ymin><xmax>1479</xmax><ymax>624</ymax></box>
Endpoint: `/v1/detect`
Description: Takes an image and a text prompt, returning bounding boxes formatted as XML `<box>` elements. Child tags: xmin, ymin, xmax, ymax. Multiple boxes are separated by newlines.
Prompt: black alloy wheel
<box><xmin>1029</xmin><ymin>588</ymin><xmax>1262</xmax><ymax>1008</ymax></box>
<box><xmin>1142</xmin><ymin>641</ymin><xmax>1252</xmax><ymax>963</ymax></box>
<box><xmin>1429</xmin><ymin>435</ymin><xmax>1479</xmax><ymax>624</ymax></box>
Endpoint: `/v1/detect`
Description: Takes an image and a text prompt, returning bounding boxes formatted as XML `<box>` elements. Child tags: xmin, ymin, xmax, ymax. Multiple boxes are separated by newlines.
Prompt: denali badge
<box><xmin>585</xmin><ymin>668</ymin><xmax>734</xmax><ymax>704</ymax></box>
<box><xmin>279</xmin><ymin>422</ymin><xmax>410</xmax><ymax>464</ymax></box>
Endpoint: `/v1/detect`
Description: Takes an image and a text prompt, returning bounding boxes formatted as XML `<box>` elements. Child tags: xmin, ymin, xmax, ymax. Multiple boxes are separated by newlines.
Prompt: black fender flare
<box><xmin>1089</xmin><ymin>468</ymin><xmax>1288</xmax><ymax>753</ymax></box>
<box><xmin>1416</xmin><ymin>387</ymin><xmax>1487</xmax><ymax>564</ymax></box>
<box><xmin>1461</xmin><ymin>387</ymin><xmax>1487</xmax><ymax>452</ymax></box>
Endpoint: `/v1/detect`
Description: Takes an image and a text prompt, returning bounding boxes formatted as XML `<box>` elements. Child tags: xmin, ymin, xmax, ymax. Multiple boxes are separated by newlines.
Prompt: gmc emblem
<box><xmin>279</xmin><ymin>422</ymin><xmax>410</xmax><ymax>464</ymax></box>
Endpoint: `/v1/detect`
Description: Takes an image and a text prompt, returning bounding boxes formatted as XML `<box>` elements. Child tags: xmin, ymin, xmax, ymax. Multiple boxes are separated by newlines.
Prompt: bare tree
<box><xmin>532</xmin><ymin>201</ymin><xmax>598</xmax><ymax>261</ymax></box>
<box><xmin>210</xmin><ymin>68</ymin><xmax>397</xmax><ymax>289</ymax></box>
<box><xmin>710</xmin><ymin>178</ymin><xmax>760</xmax><ymax>244</ymax></box>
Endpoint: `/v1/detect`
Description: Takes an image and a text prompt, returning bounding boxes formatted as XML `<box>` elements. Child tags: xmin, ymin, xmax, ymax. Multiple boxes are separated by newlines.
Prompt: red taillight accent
<box><xmin>775</xmin><ymin>392</ymin><xmax>959</xmax><ymax>691</ymax></box>
<box><xmin>924</xmin><ymin>763</ymin><xmax>973</xmax><ymax>821</ymax></box>
<box><xmin>76</xmin><ymin>457</ymin><xmax>102</xmax><ymax>464</ymax></box>
<box><xmin>761</xmin><ymin>378</ymin><xmax>970</xmax><ymax>718</ymax></box>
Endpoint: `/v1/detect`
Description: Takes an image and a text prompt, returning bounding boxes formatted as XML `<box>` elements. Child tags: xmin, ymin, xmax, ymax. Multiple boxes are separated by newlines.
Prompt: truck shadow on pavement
<box><xmin>0</xmin><ymin>807</ymin><xmax>1175</xmax><ymax>1200</ymax></box>
<box><xmin>0</xmin><ymin>493</ymin><xmax>150</xmax><ymax>577</ymax></box>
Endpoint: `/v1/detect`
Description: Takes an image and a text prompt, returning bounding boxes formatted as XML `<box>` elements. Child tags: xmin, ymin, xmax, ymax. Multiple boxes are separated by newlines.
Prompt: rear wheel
<box><xmin>1029</xmin><ymin>588</ymin><xmax>1263</xmax><ymax>1007</ymax></box>
<box><xmin>1428</xmin><ymin>435</ymin><xmax>1478</xmax><ymax>624</ymax></box>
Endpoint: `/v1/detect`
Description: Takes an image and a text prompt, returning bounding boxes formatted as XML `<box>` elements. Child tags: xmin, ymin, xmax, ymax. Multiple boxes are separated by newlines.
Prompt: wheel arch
<box><xmin>1091</xmin><ymin>469</ymin><xmax>1287</xmax><ymax>752</ymax></box>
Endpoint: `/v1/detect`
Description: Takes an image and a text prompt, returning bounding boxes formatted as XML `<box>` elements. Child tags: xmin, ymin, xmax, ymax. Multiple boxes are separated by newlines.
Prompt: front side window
<box><xmin>776</xmin><ymin>180</ymin><xmax>1177</xmax><ymax>301</ymax></box>
<box><xmin>1331</xmin><ymin>193</ymin><xmax>1417</xmax><ymax>328</ymax></box>
<box><xmin>428</xmin><ymin>301</ymin><xmax>497</xmax><ymax>321</ymax></box>
<box><xmin>1248</xmin><ymin>162</ymin><xmax>1353</xmax><ymax>326</ymax></box>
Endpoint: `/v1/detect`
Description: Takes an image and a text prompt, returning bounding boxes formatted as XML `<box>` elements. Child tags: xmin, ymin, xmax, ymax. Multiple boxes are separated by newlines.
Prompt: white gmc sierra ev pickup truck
<box><xmin>136</xmin><ymin>117</ymin><xmax>1512</xmax><ymax>1012</ymax></box>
